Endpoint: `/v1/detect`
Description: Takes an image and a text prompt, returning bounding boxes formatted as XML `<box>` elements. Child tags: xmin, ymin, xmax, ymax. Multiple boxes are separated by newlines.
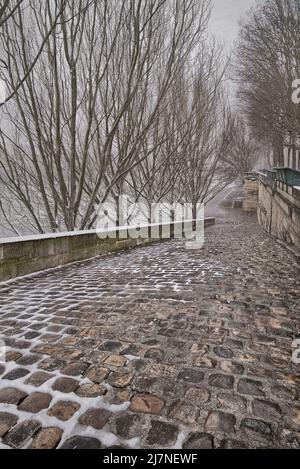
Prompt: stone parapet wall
<box><xmin>0</xmin><ymin>218</ymin><xmax>215</xmax><ymax>282</ymax></box>
<box><xmin>243</xmin><ymin>174</ymin><xmax>259</xmax><ymax>212</ymax></box>
<box><xmin>257</xmin><ymin>174</ymin><xmax>300</xmax><ymax>248</ymax></box>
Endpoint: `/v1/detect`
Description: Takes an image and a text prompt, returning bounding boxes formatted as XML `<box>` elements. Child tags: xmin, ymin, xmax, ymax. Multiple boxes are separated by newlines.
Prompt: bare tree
<box><xmin>176</xmin><ymin>44</ymin><xmax>236</xmax><ymax>218</ymax></box>
<box><xmin>1</xmin><ymin>0</ymin><xmax>107</xmax><ymax>231</ymax></box>
<box><xmin>0</xmin><ymin>0</ymin><xmax>214</xmax><ymax>234</ymax></box>
<box><xmin>125</xmin><ymin>37</ymin><xmax>237</xmax><ymax>221</ymax></box>
<box><xmin>125</xmin><ymin>69</ymin><xmax>191</xmax><ymax>221</ymax></box>
<box><xmin>0</xmin><ymin>0</ymin><xmax>24</xmax><ymax>28</ymax></box>
<box><xmin>84</xmin><ymin>0</ymin><xmax>212</xmax><ymax>229</ymax></box>
<box><xmin>223</xmin><ymin>117</ymin><xmax>259</xmax><ymax>183</ymax></box>
<box><xmin>235</xmin><ymin>0</ymin><xmax>300</xmax><ymax>166</ymax></box>
<box><xmin>0</xmin><ymin>0</ymin><xmax>72</xmax><ymax>106</ymax></box>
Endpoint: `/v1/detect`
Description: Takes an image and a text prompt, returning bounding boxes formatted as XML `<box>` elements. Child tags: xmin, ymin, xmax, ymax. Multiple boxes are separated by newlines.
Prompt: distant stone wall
<box><xmin>257</xmin><ymin>174</ymin><xmax>300</xmax><ymax>248</ymax></box>
<box><xmin>243</xmin><ymin>174</ymin><xmax>259</xmax><ymax>212</ymax></box>
<box><xmin>0</xmin><ymin>218</ymin><xmax>215</xmax><ymax>282</ymax></box>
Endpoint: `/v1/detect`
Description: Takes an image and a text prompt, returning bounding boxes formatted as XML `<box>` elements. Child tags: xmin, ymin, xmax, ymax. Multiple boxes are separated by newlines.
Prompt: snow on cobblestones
<box><xmin>0</xmin><ymin>210</ymin><xmax>300</xmax><ymax>448</ymax></box>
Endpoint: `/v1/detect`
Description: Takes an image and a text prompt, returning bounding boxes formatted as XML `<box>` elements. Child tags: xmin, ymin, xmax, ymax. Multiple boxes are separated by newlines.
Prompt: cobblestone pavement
<box><xmin>0</xmin><ymin>209</ymin><xmax>300</xmax><ymax>449</ymax></box>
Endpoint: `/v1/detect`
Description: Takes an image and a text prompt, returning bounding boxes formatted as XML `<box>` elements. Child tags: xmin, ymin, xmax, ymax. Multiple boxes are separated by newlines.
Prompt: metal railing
<box><xmin>260</xmin><ymin>167</ymin><xmax>300</xmax><ymax>187</ymax></box>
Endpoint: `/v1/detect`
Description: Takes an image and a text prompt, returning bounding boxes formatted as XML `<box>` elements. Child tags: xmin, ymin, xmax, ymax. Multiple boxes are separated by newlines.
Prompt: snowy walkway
<box><xmin>0</xmin><ymin>209</ymin><xmax>299</xmax><ymax>449</ymax></box>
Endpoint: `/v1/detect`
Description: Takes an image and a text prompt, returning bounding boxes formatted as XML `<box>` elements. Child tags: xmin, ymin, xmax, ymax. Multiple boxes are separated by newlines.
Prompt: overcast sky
<box><xmin>209</xmin><ymin>0</ymin><xmax>258</xmax><ymax>53</ymax></box>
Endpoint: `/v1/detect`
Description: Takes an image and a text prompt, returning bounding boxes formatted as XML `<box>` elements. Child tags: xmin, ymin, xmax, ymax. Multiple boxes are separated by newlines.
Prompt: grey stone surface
<box><xmin>0</xmin><ymin>412</ymin><xmax>19</xmax><ymax>437</ymax></box>
<box><xmin>146</xmin><ymin>420</ymin><xmax>179</xmax><ymax>446</ymax></box>
<box><xmin>59</xmin><ymin>436</ymin><xmax>101</xmax><ymax>449</ymax></box>
<box><xmin>208</xmin><ymin>373</ymin><xmax>234</xmax><ymax>389</ymax></box>
<box><xmin>237</xmin><ymin>378</ymin><xmax>264</xmax><ymax>396</ymax></box>
<box><xmin>2</xmin><ymin>368</ymin><xmax>30</xmax><ymax>380</ymax></box>
<box><xmin>0</xmin><ymin>387</ymin><xmax>28</xmax><ymax>405</ymax></box>
<box><xmin>0</xmin><ymin>210</ymin><xmax>299</xmax><ymax>448</ymax></box>
<box><xmin>3</xmin><ymin>420</ymin><xmax>41</xmax><ymax>448</ymax></box>
<box><xmin>183</xmin><ymin>432</ymin><xmax>214</xmax><ymax>449</ymax></box>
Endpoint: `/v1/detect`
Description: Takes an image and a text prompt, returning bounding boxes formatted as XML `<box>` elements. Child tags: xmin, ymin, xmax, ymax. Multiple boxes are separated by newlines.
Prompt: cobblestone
<box><xmin>78</xmin><ymin>408</ymin><xmax>112</xmax><ymax>429</ymax></box>
<box><xmin>205</xmin><ymin>411</ymin><xmax>236</xmax><ymax>433</ymax></box>
<box><xmin>76</xmin><ymin>382</ymin><xmax>107</xmax><ymax>397</ymax></box>
<box><xmin>0</xmin><ymin>412</ymin><xmax>18</xmax><ymax>437</ymax></box>
<box><xmin>113</xmin><ymin>413</ymin><xmax>142</xmax><ymax>439</ymax></box>
<box><xmin>146</xmin><ymin>420</ymin><xmax>178</xmax><ymax>446</ymax></box>
<box><xmin>108</xmin><ymin>370</ymin><xmax>134</xmax><ymax>388</ymax></box>
<box><xmin>18</xmin><ymin>392</ymin><xmax>52</xmax><ymax>413</ymax></box>
<box><xmin>3</xmin><ymin>368</ymin><xmax>30</xmax><ymax>380</ymax></box>
<box><xmin>240</xmin><ymin>418</ymin><xmax>273</xmax><ymax>442</ymax></box>
<box><xmin>183</xmin><ymin>432</ymin><xmax>214</xmax><ymax>449</ymax></box>
<box><xmin>0</xmin><ymin>210</ymin><xmax>299</xmax><ymax>448</ymax></box>
<box><xmin>30</xmin><ymin>427</ymin><xmax>63</xmax><ymax>449</ymax></box>
<box><xmin>60</xmin><ymin>362</ymin><xmax>89</xmax><ymax>377</ymax></box>
<box><xmin>47</xmin><ymin>401</ymin><xmax>80</xmax><ymax>421</ymax></box>
<box><xmin>84</xmin><ymin>365</ymin><xmax>110</xmax><ymax>383</ymax></box>
<box><xmin>25</xmin><ymin>371</ymin><xmax>54</xmax><ymax>387</ymax></box>
<box><xmin>237</xmin><ymin>378</ymin><xmax>265</xmax><ymax>396</ymax></box>
<box><xmin>0</xmin><ymin>388</ymin><xmax>28</xmax><ymax>405</ymax></box>
<box><xmin>60</xmin><ymin>436</ymin><xmax>101</xmax><ymax>449</ymax></box>
<box><xmin>130</xmin><ymin>393</ymin><xmax>165</xmax><ymax>414</ymax></box>
<box><xmin>52</xmin><ymin>377</ymin><xmax>80</xmax><ymax>393</ymax></box>
<box><xmin>168</xmin><ymin>402</ymin><xmax>199</xmax><ymax>424</ymax></box>
<box><xmin>208</xmin><ymin>373</ymin><xmax>234</xmax><ymax>389</ymax></box>
<box><xmin>3</xmin><ymin>420</ymin><xmax>41</xmax><ymax>448</ymax></box>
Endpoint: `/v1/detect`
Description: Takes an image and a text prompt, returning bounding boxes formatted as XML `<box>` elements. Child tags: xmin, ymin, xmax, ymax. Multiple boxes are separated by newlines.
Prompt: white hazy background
<box><xmin>210</xmin><ymin>0</ymin><xmax>258</xmax><ymax>53</ymax></box>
